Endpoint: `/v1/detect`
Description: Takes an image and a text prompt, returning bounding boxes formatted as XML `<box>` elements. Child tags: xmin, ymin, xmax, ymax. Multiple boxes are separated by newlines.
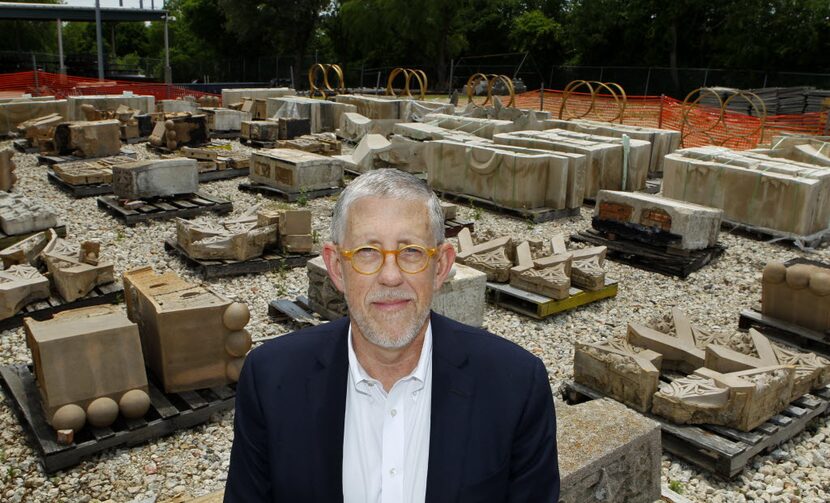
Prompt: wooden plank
<box><xmin>146</xmin><ymin>384</ymin><xmax>179</xmax><ymax>420</ymax></box>
<box><xmin>434</xmin><ymin>189</ymin><xmax>581</xmax><ymax>223</ymax></box>
<box><xmin>47</xmin><ymin>170</ymin><xmax>112</xmax><ymax>198</ymax></box>
<box><xmin>267</xmin><ymin>299</ymin><xmax>321</xmax><ymax>326</ymax></box>
<box><xmin>738</xmin><ymin>309</ymin><xmax>830</xmax><ymax>359</ymax></box>
<box><xmin>198</xmin><ymin>168</ymin><xmax>248</xmax><ymax>182</ymax></box>
<box><xmin>177</xmin><ymin>391</ymin><xmax>209</xmax><ymax>410</ymax></box>
<box><xmin>486</xmin><ymin>279</ymin><xmax>618</xmax><ymax>319</ymax></box>
<box><xmin>209</xmin><ymin>386</ymin><xmax>236</xmax><ymax>401</ymax></box>
<box><xmin>170</xmin><ymin>199</ymin><xmax>198</xmax><ymax>209</ymax></box>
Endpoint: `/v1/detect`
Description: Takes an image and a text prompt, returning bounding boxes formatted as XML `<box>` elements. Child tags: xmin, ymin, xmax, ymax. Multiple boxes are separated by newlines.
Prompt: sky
<box><xmin>61</xmin><ymin>0</ymin><xmax>166</xmax><ymax>8</ymax></box>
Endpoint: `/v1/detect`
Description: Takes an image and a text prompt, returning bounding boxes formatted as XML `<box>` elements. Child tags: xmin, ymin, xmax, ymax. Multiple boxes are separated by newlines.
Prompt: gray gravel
<box><xmin>1</xmin><ymin>138</ymin><xmax>829</xmax><ymax>502</ymax></box>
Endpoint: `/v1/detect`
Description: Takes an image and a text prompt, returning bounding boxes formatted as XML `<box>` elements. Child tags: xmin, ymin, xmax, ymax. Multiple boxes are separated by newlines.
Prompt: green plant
<box><xmin>296</xmin><ymin>186</ymin><xmax>309</xmax><ymax>207</ymax></box>
<box><xmin>115</xmin><ymin>229</ymin><xmax>125</xmax><ymax>242</ymax></box>
<box><xmin>525</xmin><ymin>216</ymin><xmax>535</xmax><ymax>230</ymax></box>
<box><xmin>312</xmin><ymin>229</ymin><xmax>320</xmax><ymax>245</ymax></box>
<box><xmin>668</xmin><ymin>480</ymin><xmax>684</xmax><ymax>494</ymax></box>
<box><xmin>470</xmin><ymin>201</ymin><xmax>482</xmax><ymax>221</ymax></box>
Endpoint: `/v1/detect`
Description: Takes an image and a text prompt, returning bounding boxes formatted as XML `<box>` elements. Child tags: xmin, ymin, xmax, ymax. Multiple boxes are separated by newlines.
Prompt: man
<box><xmin>225</xmin><ymin>169</ymin><xmax>559</xmax><ymax>502</ymax></box>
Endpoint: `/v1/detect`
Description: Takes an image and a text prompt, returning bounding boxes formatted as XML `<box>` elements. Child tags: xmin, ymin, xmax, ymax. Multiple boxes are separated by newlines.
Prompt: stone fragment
<box><xmin>123</xmin><ymin>266</ymin><xmax>252</xmax><ymax>393</ymax></box>
<box><xmin>557</xmin><ymin>398</ymin><xmax>661</xmax><ymax>503</ymax></box>
<box><xmin>509</xmin><ymin>241</ymin><xmax>572</xmax><ymax>299</ymax></box>
<box><xmin>550</xmin><ymin>234</ymin><xmax>607</xmax><ymax>291</ymax></box>
<box><xmin>112</xmin><ymin>158</ymin><xmax>199</xmax><ymax>199</ymax></box>
<box><xmin>278</xmin><ymin>118</ymin><xmax>311</xmax><ymax>140</ymax></box>
<box><xmin>149</xmin><ymin>113</ymin><xmax>209</xmax><ymax>150</ymax></box>
<box><xmin>593</xmin><ymin>190</ymin><xmax>723</xmax><ymax>250</ymax></box>
<box><xmin>393</xmin><ymin>122</ymin><xmax>480</xmax><ymax>143</ymax></box>
<box><xmin>0</xmin><ymin>148</ymin><xmax>17</xmax><ymax>191</ymax></box>
<box><xmin>0</xmin><ymin>192</ymin><xmax>58</xmax><ymax>235</ymax></box>
<box><xmin>179</xmin><ymin>146</ymin><xmax>251</xmax><ymax>171</ymax></box>
<box><xmin>337</xmin><ymin>134</ymin><xmax>391</xmax><ymax>173</ymax></box>
<box><xmin>198</xmin><ymin>107</ymin><xmax>251</xmax><ymax>132</ymax></box>
<box><xmin>276</xmin><ymin>133</ymin><xmax>341</xmax><ymax>155</ymax></box>
<box><xmin>51</xmin><ymin>120</ymin><xmax>122</xmax><ymax>158</ymax></box>
<box><xmin>158</xmin><ymin>99</ymin><xmax>198</xmax><ymax>114</ymax></box>
<box><xmin>338</xmin><ymin>112</ymin><xmax>373</xmax><ymax>142</ymax></box>
<box><xmin>221</xmin><ymin>88</ymin><xmax>296</xmax><ymax>106</ymax></box>
<box><xmin>249</xmin><ymin>148</ymin><xmax>344</xmax><ymax>193</ymax></box>
<box><xmin>67</xmin><ymin>94</ymin><xmax>154</xmax><ymax>121</ymax></box>
<box><xmin>40</xmin><ymin>232</ymin><xmax>115</xmax><ymax>302</ymax></box>
<box><xmin>51</xmin><ymin>155</ymin><xmax>136</xmax><ymax>186</ymax></box>
<box><xmin>241</xmin><ymin>120</ymin><xmax>280</xmax><ymax>142</ymax></box>
<box><xmin>0</xmin><ymin>98</ymin><xmax>69</xmax><ymax>136</ymax></box>
<box><xmin>0</xmin><ymin>230</ymin><xmax>50</xmax><ymax>268</ymax></box>
<box><xmin>422</xmin><ymin>113</ymin><xmax>514</xmax><ymax>139</ymax></box>
<box><xmin>15</xmin><ymin>113</ymin><xmax>62</xmax><ymax>150</ymax></box>
<box><xmin>0</xmin><ymin>264</ymin><xmax>50</xmax><ymax>320</ymax></box>
<box><xmin>441</xmin><ymin>202</ymin><xmax>457</xmax><ymax>221</ymax></box>
<box><xmin>305</xmin><ymin>257</ymin><xmax>487</xmax><ymax>327</ymax></box>
<box><xmin>267</xmin><ymin>97</ymin><xmax>356</xmax><ymax>133</ymax></box>
<box><xmin>25</xmin><ymin>305</ymin><xmax>148</xmax><ymax>431</ymax></box>
<box><xmin>762</xmin><ymin>260</ymin><xmax>830</xmax><ymax>333</ymax></box>
<box><xmin>176</xmin><ymin>209</ymin><xmax>278</xmax><ymax>261</ymax></box>
<box><xmin>455</xmin><ymin>228</ymin><xmax>514</xmax><ymax>282</ymax></box>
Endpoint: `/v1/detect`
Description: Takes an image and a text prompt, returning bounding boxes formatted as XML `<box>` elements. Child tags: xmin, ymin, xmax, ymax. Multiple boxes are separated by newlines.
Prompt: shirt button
<box><xmin>389</xmin><ymin>468</ymin><xmax>397</xmax><ymax>476</ymax></box>
<box><xmin>390</xmin><ymin>408</ymin><xmax>397</xmax><ymax>417</ymax></box>
<box><xmin>367</xmin><ymin>382</ymin><xmax>374</xmax><ymax>387</ymax></box>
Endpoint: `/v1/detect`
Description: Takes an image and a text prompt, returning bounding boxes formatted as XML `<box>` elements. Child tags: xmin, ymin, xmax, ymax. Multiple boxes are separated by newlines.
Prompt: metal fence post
<box><xmin>448</xmin><ymin>59</ymin><xmax>454</xmax><ymax>97</ymax></box>
<box><xmin>658</xmin><ymin>94</ymin><xmax>665</xmax><ymax>129</ymax></box>
<box><xmin>540</xmin><ymin>83</ymin><xmax>544</xmax><ymax>111</ymax></box>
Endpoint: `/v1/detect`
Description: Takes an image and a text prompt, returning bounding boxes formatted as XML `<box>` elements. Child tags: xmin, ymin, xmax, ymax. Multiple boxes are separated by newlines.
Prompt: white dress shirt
<box><xmin>342</xmin><ymin>323</ymin><xmax>433</xmax><ymax>503</ymax></box>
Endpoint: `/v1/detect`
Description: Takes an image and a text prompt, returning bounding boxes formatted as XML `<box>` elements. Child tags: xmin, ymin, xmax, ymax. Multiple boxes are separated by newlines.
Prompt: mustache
<box><xmin>366</xmin><ymin>289</ymin><xmax>415</xmax><ymax>303</ymax></box>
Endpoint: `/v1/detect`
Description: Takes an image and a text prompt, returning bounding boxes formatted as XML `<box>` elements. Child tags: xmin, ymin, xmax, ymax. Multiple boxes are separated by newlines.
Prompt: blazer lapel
<box><xmin>425</xmin><ymin>313</ymin><xmax>475</xmax><ymax>503</ymax></box>
<box><xmin>308</xmin><ymin>318</ymin><xmax>350</xmax><ymax>502</ymax></box>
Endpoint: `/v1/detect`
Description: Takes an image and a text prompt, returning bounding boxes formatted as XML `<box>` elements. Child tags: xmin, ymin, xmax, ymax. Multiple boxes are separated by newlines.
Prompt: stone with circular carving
<box><xmin>225</xmin><ymin>329</ymin><xmax>252</xmax><ymax>357</ymax></box>
<box><xmin>786</xmin><ymin>264</ymin><xmax>811</xmax><ymax>289</ymax></box>
<box><xmin>52</xmin><ymin>403</ymin><xmax>86</xmax><ymax>432</ymax></box>
<box><xmin>226</xmin><ymin>357</ymin><xmax>245</xmax><ymax>382</ymax></box>
<box><xmin>223</xmin><ymin>302</ymin><xmax>250</xmax><ymax>331</ymax></box>
<box><xmin>86</xmin><ymin>397</ymin><xmax>119</xmax><ymax>428</ymax></box>
<box><xmin>810</xmin><ymin>272</ymin><xmax>830</xmax><ymax>296</ymax></box>
<box><xmin>762</xmin><ymin>261</ymin><xmax>786</xmax><ymax>283</ymax></box>
<box><xmin>119</xmin><ymin>389</ymin><xmax>151</xmax><ymax>419</ymax></box>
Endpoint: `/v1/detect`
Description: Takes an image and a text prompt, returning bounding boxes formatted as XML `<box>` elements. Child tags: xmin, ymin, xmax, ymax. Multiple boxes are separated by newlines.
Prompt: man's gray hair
<box><xmin>330</xmin><ymin>169</ymin><xmax>445</xmax><ymax>245</ymax></box>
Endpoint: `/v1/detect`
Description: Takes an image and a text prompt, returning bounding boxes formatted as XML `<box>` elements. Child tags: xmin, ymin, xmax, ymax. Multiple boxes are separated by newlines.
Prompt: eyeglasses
<box><xmin>339</xmin><ymin>244</ymin><xmax>438</xmax><ymax>275</ymax></box>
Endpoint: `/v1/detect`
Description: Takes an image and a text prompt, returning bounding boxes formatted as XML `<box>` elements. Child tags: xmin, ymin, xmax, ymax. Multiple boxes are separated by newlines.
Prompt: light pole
<box><xmin>95</xmin><ymin>0</ymin><xmax>104</xmax><ymax>80</ymax></box>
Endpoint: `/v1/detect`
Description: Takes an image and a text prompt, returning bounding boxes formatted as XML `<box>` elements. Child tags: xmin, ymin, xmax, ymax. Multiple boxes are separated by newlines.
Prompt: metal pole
<box><xmin>539</xmin><ymin>83</ymin><xmax>544</xmax><ymax>111</ymax></box>
<box><xmin>276</xmin><ymin>56</ymin><xmax>279</xmax><ymax>85</ymax></box>
<box><xmin>164</xmin><ymin>15</ymin><xmax>172</xmax><ymax>93</ymax></box>
<box><xmin>703</xmin><ymin>68</ymin><xmax>709</xmax><ymax>87</ymax></box>
<box><xmin>447</xmin><ymin>59</ymin><xmax>454</xmax><ymax>98</ymax></box>
<box><xmin>31</xmin><ymin>53</ymin><xmax>39</xmax><ymax>94</ymax></box>
<box><xmin>644</xmin><ymin>67</ymin><xmax>651</xmax><ymax>96</ymax></box>
<box><xmin>658</xmin><ymin>94</ymin><xmax>665</xmax><ymax>129</ymax></box>
<box><xmin>375</xmin><ymin>71</ymin><xmax>381</xmax><ymax>91</ymax></box>
<box><xmin>57</xmin><ymin>19</ymin><xmax>66</xmax><ymax>75</ymax></box>
<box><xmin>95</xmin><ymin>0</ymin><xmax>104</xmax><ymax>80</ymax></box>
<box><xmin>360</xmin><ymin>63</ymin><xmax>364</xmax><ymax>89</ymax></box>
<box><xmin>289</xmin><ymin>65</ymin><xmax>294</xmax><ymax>89</ymax></box>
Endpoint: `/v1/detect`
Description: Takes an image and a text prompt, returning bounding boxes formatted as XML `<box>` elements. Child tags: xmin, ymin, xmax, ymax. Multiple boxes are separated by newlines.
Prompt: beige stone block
<box><xmin>52</xmin><ymin>120</ymin><xmax>122</xmax><ymax>158</ymax></box>
<box><xmin>0</xmin><ymin>148</ymin><xmax>17</xmax><ymax>191</ymax></box>
<box><xmin>249</xmin><ymin>148</ymin><xmax>344</xmax><ymax>193</ymax></box>
<box><xmin>762</xmin><ymin>261</ymin><xmax>830</xmax><ymax>333</ymax></box>
<box><xmin>281</xmin><ymin>234</ymin><xmax>313</xmax><ymax>254</ymax></box>
<box><xmin>278</xmin><ymin>209</ymin><xmax>311</xmax><ymax>235</ymax></box>
<box><xmin>241</xmin><ymin>120</ymin><xmax>280</xmax><ymax>142</ymax></box>
<box><xmin>0</xmin><ymin>99</ymin><xmax>69</xmax><ymax>136</ymax></box>
<box><xmin>40</xmin><ymin>234</ymin><xmax>115</xmax><ymax>302</ymax></box>
<box><xmin>455</xmin><ymin>229</ymin><xmax>514</xmax><ymax>282</ymax></box>
<box><xmin>0</xmin><ymin>264</ymin><xmax>50</xmax><ymax>320</ymax></box>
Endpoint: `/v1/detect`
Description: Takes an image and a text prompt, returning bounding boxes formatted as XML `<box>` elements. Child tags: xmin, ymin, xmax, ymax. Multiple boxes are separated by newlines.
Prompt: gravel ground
<box><xmin>1</xmin><ymin>138</ymin><xmax>829</xmax><ymax>503</ymax></box>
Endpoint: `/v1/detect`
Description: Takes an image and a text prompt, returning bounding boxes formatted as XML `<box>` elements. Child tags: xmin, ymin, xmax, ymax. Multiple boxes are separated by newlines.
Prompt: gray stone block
<box><xmin>0</xmin><ymin>193</ymin><xmax>58</xmax><ymax>235</ymax></box>
<box><xmin>112</xmin><ymin>159</ymin><xmax>199</xmax><ymax>199</ymax></box>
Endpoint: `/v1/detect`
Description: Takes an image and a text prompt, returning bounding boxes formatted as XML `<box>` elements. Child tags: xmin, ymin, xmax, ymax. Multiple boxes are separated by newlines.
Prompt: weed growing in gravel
<box><xmin>297</xmin><ymin>186</ymin><xmax>309</xmax><ymax>207</ymax></box>
<box><xmin>668</xmin><ymin>480</ymin><xmax>684</xmax><ymax>494</ymax></box>
<box><xmin>470</xmin><ymin>202</ymin><xmax>482</xmax><ymax>221</ymax></box>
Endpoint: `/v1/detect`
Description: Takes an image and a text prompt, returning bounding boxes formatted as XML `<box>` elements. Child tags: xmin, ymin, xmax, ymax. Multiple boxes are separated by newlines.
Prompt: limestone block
<box><xmin>0</xmin><ymin>192</ymin><xmax>58</xmax><ymax>235</ymax></box>
<box><xmin>627</xmin><ymin>322</ymin><xmax>705</xmax><ymax>374</ymax></box>
<box><xmin>267</xmin><ymin>97</ymin><xmax>357</xmax><ymax>133</ymax></box>
<box><xmin>51</xmin><ymin>155</ymin><xmax>136</xmax><ymax>186</ymax></box>
<box><xmin>762</xmin><ymin>261</ymin><xmax>830</xmax><ymax>333</ymax></box>
<box><xmin>339</xmin><ymin>112</ymin><xmax>372</xmax><ymax>142</ymax></box>
<box><xmin>376</xmin><ymin>135</ymin><xmax>428</xmax><ymax>174</ymax></box>
<box><xmin>348</xmin><ymin>134</ymin><xmax>391</xmax><ymax>173</ymax></box>
<box><xmin>0</xmin><ymin>148</ymin><xmax>17</xmax><ymax>191</ymax></box>
<box><xmin>250</xmin><ymin>148</ymin><xmax>344</xmax><ymax>193</ymax></box>
<box><xmin>0</xmin><ymin>230</ymin><xmax>51</xmax><ymax>268</ymax></box>
<box><xmin>422</xmin><ymin>113</ymin><xmax>514</xmax><ymax>139</ymax></box>
<box><xmin>509</xmin><ymin>241</ymin><xmax>572</xmax><ymax>299</ymax></box>
<box><xmin>276</xmin><ymin>133</ymin><xmax>341</xmax><ymax>155</ymax></box>
<box><xmin>149</xmin><ymin>114</ymin><xmax>209</xmax><ymax>150</ymax></box>
<box><xmin>570</xmin><ymin>247</ymin><xmax>607</xmax><ymax>291</ymax></box>
<box><xmin>158</xmin><ymin>99</ymin><xmax>198</xmax><ymax>114</ymax></box>
<box><xmin>455</xmin><ymin>228</ymin><xmax>514</xmax><ymax>282</ymax></box>
<box><xmin>25</xmin><ymin>305</ymin><xmax>149</xmax><ymax>431</ymax></box>
<box><xmin>67</xmin><ymin>95</ymin><xmax>154</xmax><ymax>121</ymax></box>
<box><xmin>15</xmin><ymin>113</ymin><xmax>62</xmax><ymax>150</ymax></box>
<box><xmin>426</xmin><ymin>140</ymin><xmax>577</xmax><ymax>210</ymax></box>
<box><xmin>334</xmin><ymin>95</ymin><xmax>402</xmax><ymax>120</ymax></box>
<box><xmin>557</xmin><ymin>398</ymin><xmax>661</xmax><ymax>503</ymax></box>
<box><xmin>40</xmin><ymin>233</ymin><xmax>115</xmax><ymax>302</ymax></box>
<box><xmin>123</xmin><ymin>266</ymin><xmax>252</xmax><ymax>393</ymax></box>
<box><xmin>594</xmin><ymin>190</ymin><xmax>723</xmax><ymax>250</ymax></box>
<box><xmin>493</xmin><ymin>130</ymin><xmax>650</xmax><ymax>197</ymax></box>
<box><xmin>176</xmin><ymin>215</ymin><xmax>278</xmax><ymax>261</ymax></box>
<box><xmin>392</xmin><ymin>122</ymin><xmax>479</xmax><ymax>143</ymax></box>
<box><xmin>52</xmin><ymin>120</ymin><xmax>122</xmax><ymax>158</ymax></box>
<box><xmin>198</xmin><ymin>107</ymin><xmax>250</xmax><ymax>132</ymax></box>
<box><xmin>544</xmin><ymin>118</ymin><xmax>681</xmax><ymax>173</ymax></box>
<box><xmin>221</xmin><ymin>88</ymin><xmax>296</xmax><ymax>106</ymax></box>
<box><xmin>441</xmin><ymin>202</ymin><xmax>457</xmax><ymax>221</ymax></box>
<box><xmin>241</xmin><ymin>120</ymin><xmax>280</xmax><ymax>142</ymax></box>
<box><xmin>573</xmin><ymin>340</ymin><xmax>662</xmax><ymax>412</ymax></box>
<box><xmin>113</xmin><ymin>158</ymin><xmax>199</xmax><ymax>199</ymax></box>
<box><xmin>278</xmin><ymin>117</ymin><xmax>311</xmax><ymax>140</ymax></box>
<box><xmin>662</xmin><ymin>147</ymin><xmax>830</xmax><ymax>236</ymax></box>
<box><xmin>281</xmin><ymin>234</ymin><xmax>313</xmax><ymax>254</ymax></box>
<box><xmin>305</xmin><ymin>257</ymin><xmax>487</xmax><ymax>327</ymax></box>
<box><xmin>0</xmin><ymin>264</ymin><xmax>50</xmax><ymax>320</ymax></box>
<box><xmin>278</xmin><ymin>209</ymin><xmax>311</xmax><ymax>235</ymax></box>
<box><xmin>0</xmin><ymin>99</ymin><xmax>69</xmax><ymax>136</ymax></box>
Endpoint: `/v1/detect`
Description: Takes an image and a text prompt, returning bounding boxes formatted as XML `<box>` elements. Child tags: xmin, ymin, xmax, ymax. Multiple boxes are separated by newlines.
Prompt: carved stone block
<box><xmin>52</xmin><ymin>155</ymin><xmax>136</xmax><ymax>186</ymax></box>
<box><xmin>0</xmin><ymin>148</ymin><xmax>17</xmax><ymax>191</ymax></box>
<box><xmin>113</xmin><ymin>158</ymin><xmax>199</xmax><ymax>199</ymax></box>
<box><xmin>123</xmin><ymin>266</ymin><xmax>252</xmax><ymax>393</ymax></box>
<box><xmin>762</xmin><ymin>261</ymin><xmax>830</xmax><ymax>333</ymax></box>
<box><xmin>0</xmin><ymin>230</ymin><xmax>50</xmax><ymax>268</ymax></box>
<box><xmin>0</xmin><ymin>264</ymin><xmax>50</xmax><ymax>320</ymax></box>
<box><xmin>249</xmin><ymin>148</ymin><xmax>344</xmax><ymax>193</ymax></box>
<box><xmin>266</xmin><ymin>97</ymin><xmax>356</xmax><ymax>133</ymax></box>
<box><xmin>25</xmin><ymin>305</ymin><xmax>149</xmax><ymax>432</ymax></box>
<box><xmin>176</xmin><ymin>210</ymin><xmax>278</xmax><ymax>261</ymax></box>
<box><xmin>0</xmin><ymin>192</ymin><xmax>58</xmax><ymax>235</ymax></box>
<box><xmin>241</xmin><ymin>120</ymin><xmax>280</xmax><ymax>142</ymax></box>
<box><xmin>198</xmin><ymin>107</ymin><xmax>250</xmax><ymax>132</ymax></box>
<box><xmin>594</xmin><ymin>190</ymin><xmax>723</xmax><ymax>250</ymax></box>
<box><xmin>52</xmin><ymin>120</ymin><xmax>122</xmax><ymax>158</ymax></box>
<box><xmin>40</xmin><ymin>233</ymin><xmax>115</xmax><ymax>302</ymax></box>
<box><xmin>455</xmin><ymin>228</ymin><xmax>514</xmax><ymax>282</ymax></box>
<box><xmin>276</xmin><ymin>133</ymin><xmax>342</xmax><ymax>156</ymax></box>
<box><xmin>221</xmin><ymin>88</ymin><xmax>295</xmax><ymax>107</ymax></box>
<box><xmin>149</xmin><ymin>113</ymin><xmax>209</xmax><ymax>150</ymax></box>
<box><xmin>509</xmin><ymin>241</ymin><xmax>572</xmax><ymax>299</ymax></box>
<box><xmin>422</xmin><ymin>113</ymin><xmax>514</xmax><ymax>139</ymax></box>
<box><xmin>67</xmin><ymin>95</ymin><xmax>154</xmax><ymax>121</ymax></box>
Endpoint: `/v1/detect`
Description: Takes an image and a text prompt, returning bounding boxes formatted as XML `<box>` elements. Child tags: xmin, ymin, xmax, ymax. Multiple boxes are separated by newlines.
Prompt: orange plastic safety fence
<box><xmin>0</xmin><ymin>70</ymin><xmax>219</xmax><ymax>103</ymax></box>
<box><xmin>516</xmin><ymin>89</ymin><xmax>828</xmax><ymax>150</ymax></box>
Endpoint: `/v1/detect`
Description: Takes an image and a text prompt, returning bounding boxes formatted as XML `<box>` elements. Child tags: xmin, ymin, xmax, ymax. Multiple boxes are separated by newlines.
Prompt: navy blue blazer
<box><xmin>225</xmin><ymin>312</ymin><xmax>560</xmax><ymax>502</ymax></box>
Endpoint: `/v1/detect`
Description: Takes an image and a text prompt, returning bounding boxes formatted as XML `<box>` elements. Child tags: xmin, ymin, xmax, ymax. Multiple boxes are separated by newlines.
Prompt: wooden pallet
<box><xmin>0</xmin><ymin>225</ymin><xmax>66</xmax><ymax>250</ymax></box>
<box><xmin>12</xmin><ymin>139</ymin><xmax>39</xmax><ymax>154</ymax></box>
<box><xmin>123</xmin><ymin>136</ymin><xmax>150</xmax><ymax>144</ymax></box>
<box><xmin>164</xmin><ymin>238</ymin><xmax>317</xmax><ymax>279</ymax></box>
<box><xmin>197</xmin><ymin>167</ymin><xmax>249</xmax><ymax>182</ymax></box>
<box><xmin>210</xmin><ymin>131</ymin><xmax>241</xmax><ymax>140</ymax></box>
<box><xmin>486</xmin><ymin>279</ymin><xmax>618</xmax><ymax>320</ymax></box>
<box><xmin>738</xmin><ymin>308</ymin><xmax>830</xmax><ymax>359</ymax></box>
<box><xmin>444</xmin><ymin>219</ymin><xmax>474</xmax><ymax>238</ymax></box>
<box><xmin>562</xmin><ymin>379</ymin><xmax>830</xmax><ymax>479</ymax></box>
<box><xmin>434</xmin><ymin>190</ymin><xmax>581</xmax><ymax>224</ymax></box>
<box><xmin>571</xmin><ymin>228</ymin><xmax>726</xmax><ymax>278</ymax></box>
<box><xmin>0</xmin><ymin>364</ymin><xmax>235</xmax><ymax>474</ymax></box>
<box><xmin>97</xmin><ymin>192</ymin><xmax>232</xmax><ymax>226</ymax></box>
<box><xmin>237</xmin><ymin>182</ymin><xmax>342</xmax><ymax>202</ymax></box>
<box><xmin>0</xmin><ymin>283</ymin><xmax>123</xmax><ymax>332</ymax></box>
<box><xmin>239</xmin><ymin>138</ymin><xmax>276</xmax><ymax>149</ymax></box>
<box><xmin>267</xmin><ymin>297</ymin><xmax>324</xmax><ymax>327</ymax></box>
<box><xmin>47</xmin><ymin>170</ymin><xmax>112</xmax><ymax>197</ymax></box>
<box><xmin>37</xmin><ymin>148</ymin><xmax>137</xmax><ymax>166</ymax></box>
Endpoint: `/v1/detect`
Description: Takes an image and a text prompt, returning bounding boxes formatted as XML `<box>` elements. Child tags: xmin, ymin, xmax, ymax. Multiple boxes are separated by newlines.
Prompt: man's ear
<box><xmin>432</xmin><ymin>241</ymin><xmax>457</xmax><ymax>291</ymax></box>
<box><xmin>322</xmin><ymin>242</ymin><xmax>347</xmax><ymax>293</ymax></box>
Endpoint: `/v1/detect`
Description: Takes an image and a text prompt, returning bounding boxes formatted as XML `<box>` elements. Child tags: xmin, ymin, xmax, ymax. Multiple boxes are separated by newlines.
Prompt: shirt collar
<box><xmin>347</xmin><ymin>321</ymin><xmax>433</xmax><ymax>390</ymax></box>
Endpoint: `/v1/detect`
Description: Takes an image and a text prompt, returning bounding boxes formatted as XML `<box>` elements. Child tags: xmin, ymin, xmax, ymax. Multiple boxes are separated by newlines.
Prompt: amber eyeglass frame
<box><xmin>339</xmin><ymin>244</ymin><xmax>438</xmax><ymax>275</ymax></box>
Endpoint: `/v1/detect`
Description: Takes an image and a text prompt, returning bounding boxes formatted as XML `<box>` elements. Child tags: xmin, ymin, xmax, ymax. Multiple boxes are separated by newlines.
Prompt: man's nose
<box><xmin>376</xmin><ymin>252</ymin><xmax>404</xmax><ymax>286</ymax></box>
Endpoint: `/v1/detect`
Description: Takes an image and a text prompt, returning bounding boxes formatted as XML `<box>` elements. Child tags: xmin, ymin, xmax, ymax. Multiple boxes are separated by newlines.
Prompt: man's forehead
<box><xmin>343</xmin><ymin>196</ymin><xmax>431</xmax><ymax>236</ymax></box>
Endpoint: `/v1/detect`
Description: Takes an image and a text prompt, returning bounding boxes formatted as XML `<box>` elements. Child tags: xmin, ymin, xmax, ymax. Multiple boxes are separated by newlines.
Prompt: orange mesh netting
<box><xmin>515</xmin><ymin>89</ymin><xmax>828</xmax><ymax>150</ymax></box>
<box><xmin>0</xmin><ymin>70</ymin><xmax>219</xmax><ymax>103</ymax></box>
